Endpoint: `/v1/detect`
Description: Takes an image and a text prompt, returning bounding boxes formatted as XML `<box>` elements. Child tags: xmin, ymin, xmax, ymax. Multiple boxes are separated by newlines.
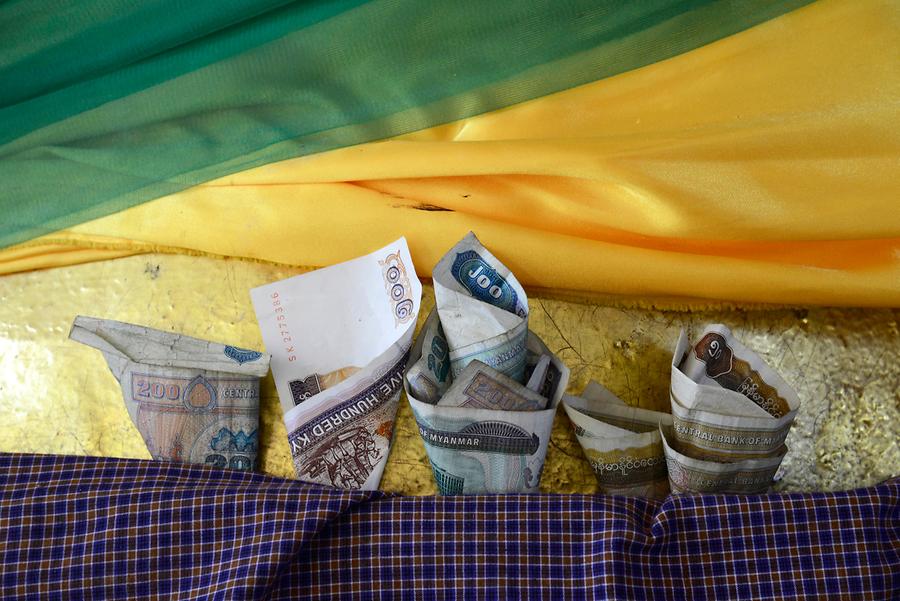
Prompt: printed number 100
<box><xmin>468</xmin><ymin>266</ymin><xmax>503</xmax><ymax>299</ymax></box>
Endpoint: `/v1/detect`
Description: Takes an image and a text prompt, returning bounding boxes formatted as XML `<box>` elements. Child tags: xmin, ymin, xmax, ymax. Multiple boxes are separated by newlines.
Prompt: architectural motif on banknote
<box><xmin>252</xmin><ymin>238</ymin><xmax>422</xmax><ymax>490</ymax></box>
<box><xmin>285</xmin><ymin>345</ymin><xmax>408</xmax><ymax>489</ymax></box>
<box><xmin>412</xmin><ymin>411</ymin><xmax>545</xmax><ymax>493</ymax></box>
<box><xmin>418</xmin><ymin>420</ymin><xmax>541</xmax><ymax>455</ymax></box>
<box><xmin>407</xmin><ymin>329</ymin><xmax>569</xmax><ymax>494</ymax></box>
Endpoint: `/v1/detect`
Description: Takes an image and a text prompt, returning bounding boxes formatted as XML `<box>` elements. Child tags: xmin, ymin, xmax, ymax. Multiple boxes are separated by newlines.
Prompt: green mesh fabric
<box><xmin>0</xmin><ymin>0</ymin><xmax>812</xmax><ymax>248</ymax></box>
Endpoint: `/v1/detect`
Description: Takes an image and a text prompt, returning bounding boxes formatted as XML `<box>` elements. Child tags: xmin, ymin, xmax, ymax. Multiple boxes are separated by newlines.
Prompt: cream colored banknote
<box><xmin>251</xmin><ymin>238</ymin><xmax>422</xmax><ymax>490</ymax></box>
<box><xmin>563</xmin><ymin>381</ymin><xmax>672</xmax><ymax>498</ymax></box>
<box><xmin>407</xmin><ymin>330</ymin><xmax>569</xmax><ymax>494</ymax></box>
<box><xmin>670</xmin><ymin>325</ymin><xmax>800</xmax><ymax>461</ymax></box>
<box><xmin>661</xmin><ymin>426</ymin><xmax>786</xmax><ymax>494</ymax></box>
<box><xmin>69</xmin><ymin>316</ymin><xmax>270</xmax><ymax>472</ymax></box>
<box><xmin>433</xmin><ymin>232</ymin><xmax>529</xmax><ymax>383</ymax></box>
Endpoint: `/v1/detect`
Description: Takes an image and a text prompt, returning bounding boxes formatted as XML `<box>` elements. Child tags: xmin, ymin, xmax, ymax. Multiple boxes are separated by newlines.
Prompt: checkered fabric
<box><xmin>0</xmin><ymin>453</ymin><xmax>897</xmax><ymax>600</ymax></box>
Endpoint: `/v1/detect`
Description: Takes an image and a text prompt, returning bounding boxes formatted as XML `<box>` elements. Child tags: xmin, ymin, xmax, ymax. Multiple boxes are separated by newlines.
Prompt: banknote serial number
<box><xmin>270</xmin><ymin>292</ymin><xmax>297</xmax><ymax>362</ymax></box>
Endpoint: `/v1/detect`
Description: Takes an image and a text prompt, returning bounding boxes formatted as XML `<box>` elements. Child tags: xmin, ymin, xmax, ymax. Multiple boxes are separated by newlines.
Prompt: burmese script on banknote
<box><xmin>408</xmin><ymin>331</ymin><xmax>567</xmax><ymax>494</ymax></box>
<box><xmin>661</xmin><ymin>426</ymin><xmax>787</xmax><ymax>494</ymax></box>
<box><xmin>665</xmin><ymin>325</ymin><xmax>800</xmax><ymax>494</ymax></box>
<box><xmin>405</xmin><ymin>232</ymin><xmax>569</xmax><ymax>494</ymax></box>
<box><xmin>251</xmin><ymin>238</ymin><xmax>421</xmax><ymax>490</ymax></box>
<box><xmin>563</xmin><ymin>381</ymin><xmax>673</xmax><ymax>498</ymax></box>
<box><xmin>70</xmin><ymin>316</ymin><xmax>270</xmax><ymax>471</ymax></box>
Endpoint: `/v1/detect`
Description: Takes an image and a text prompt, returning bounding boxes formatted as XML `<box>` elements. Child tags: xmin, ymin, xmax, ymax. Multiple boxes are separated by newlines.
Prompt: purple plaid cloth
<box><xmin>0</xmin><ymin>453</ymin><xmax>897</xmax><ymax>600</ymax></box>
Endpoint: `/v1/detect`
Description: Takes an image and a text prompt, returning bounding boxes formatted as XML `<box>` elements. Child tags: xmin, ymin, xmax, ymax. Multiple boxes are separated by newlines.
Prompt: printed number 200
<box><xmin>136</xmin><ymin>380</ymin><xmax>180</xmax><ymax>400</ymax></box>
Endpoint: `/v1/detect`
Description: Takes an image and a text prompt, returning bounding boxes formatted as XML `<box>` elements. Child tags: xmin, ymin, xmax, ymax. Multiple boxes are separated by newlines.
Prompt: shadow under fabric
<box><xmin>2</xmin><ymin>0</ymin><xmax>898</xmax><ymax>307</ymax></box>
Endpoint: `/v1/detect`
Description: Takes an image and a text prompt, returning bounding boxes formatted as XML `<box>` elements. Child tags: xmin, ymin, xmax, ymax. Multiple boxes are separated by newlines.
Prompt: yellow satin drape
<box><xmin>3</xmin><ymin>0</ymin><xmax>898</xmax><ymax>306</ymax></box>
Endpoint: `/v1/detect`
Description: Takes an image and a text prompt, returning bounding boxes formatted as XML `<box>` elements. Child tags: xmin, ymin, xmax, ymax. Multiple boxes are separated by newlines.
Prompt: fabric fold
<box><xmin>1</xmin><ymin>0</ymin><xmax>812</xmax><ymax>248</ymax></box>
<box><xmin>1</xmin><ymin>0</ymin><xmax>897</xmax><ymax>307</ymax></box>
<box><xmin>0</xmin><ymin>452</ymin><xmax>896</xmax><ymax>599</ymax></box>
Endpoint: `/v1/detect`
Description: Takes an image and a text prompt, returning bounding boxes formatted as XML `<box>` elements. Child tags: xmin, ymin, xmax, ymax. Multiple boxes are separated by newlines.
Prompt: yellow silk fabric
<box><xmin>3</xmin><ymin>0</ymin><xmax>898</xmax><ymax>306</ymax></box>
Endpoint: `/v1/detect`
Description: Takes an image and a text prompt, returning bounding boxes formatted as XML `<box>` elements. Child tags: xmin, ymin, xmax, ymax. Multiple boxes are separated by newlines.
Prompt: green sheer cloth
<box><xmin>0</xmin><ymin>0</ymin><xmax>811</xmax><ymax>248</ymax></box>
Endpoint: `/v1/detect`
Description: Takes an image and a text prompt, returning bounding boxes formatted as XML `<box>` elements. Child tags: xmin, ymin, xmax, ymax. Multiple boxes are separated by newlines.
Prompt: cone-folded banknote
<box><xmin>665</xmin><ymin>325</ymin><xmax>800</xmax><ymax>494</ymax></box>
<box><xmin>406</xmin><ymin>233</ymin><xmax>569</xmax><ymax>494</ymax></box>
<box><xmin>563</xmin><ymin>381</ymin><xmax>672</xmax><ymax>498</ymax></box>
<box><xmin>251</xmin><ymin>238</ymin><xmax>422</xmax><ymax>490</ymax></box>
<box><xmin>69</xmin><ymin>316</ymin><xmax>270</xmax><ymax>471</ymax></box>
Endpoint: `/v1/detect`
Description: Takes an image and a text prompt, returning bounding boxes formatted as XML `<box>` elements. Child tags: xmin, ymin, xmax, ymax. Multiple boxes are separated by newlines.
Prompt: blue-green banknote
<box><xmin>432</xmin><ymin>232</ymin><xmax>529</xmax><ymax>384</ymax></box>
<box><xmin>407</xmin><ymin>330</ymin><xmax>569</xmax><ymax>494</ymax></box>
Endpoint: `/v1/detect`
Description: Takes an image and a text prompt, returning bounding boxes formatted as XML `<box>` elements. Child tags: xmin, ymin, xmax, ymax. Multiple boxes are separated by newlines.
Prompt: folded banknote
<box><xmin>433</xmin><ymin>231</ymin><xmax>529</xmax><ymax>383</ymax></box>
<box><xmin>406</xmin><ymin>232</ymin><xmax>568</xmax><ymax>494</ymax></box>
<box><xmin>251</xmin><ymin>238</ymin><xmax>422</xmax><ymax>490</ymax></box>
<box><xmin>661</xmin><ymin>426</ymin><xmax>786</xmax><ymax>494</ymax></box>
<box><xmin>438</xmin><ymin>360</ymin><xmax>549</xmax><ymax>411</ymax></box>
<box><xmin>69</xmin><ymin>316</ymin><xmax>270</xmax><ymax>472</ymax></box>
<box><xmin>407</xmin><ymin>330</ymin><xmax>568</xmax><ymax>494</ymax></box>
<box><xmin>665</xmin><ymin>325</ymin><xmax>800</xmax><ymax>494</ymax></box>
<box><xmin>563</xmin><ymin>381</ymin><xmax>672</xmax><ymax>498</ymax></box>
<box><xmin>670</xmin><ymin>325</ymin><xmax>800</xmax><ymax>460</ymax></box>
<box><xmin>405</xmin><ymin>308</ymin><xmax>451</xmax><ymax>405</ymax></box>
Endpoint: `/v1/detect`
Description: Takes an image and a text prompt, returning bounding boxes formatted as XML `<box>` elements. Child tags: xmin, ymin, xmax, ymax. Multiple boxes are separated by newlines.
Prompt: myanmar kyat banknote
<box><xmin>432</xmin><ymin>231</ymin><xmax>529</xmax><ymax>384</ymax></box>
<box><xmin>69</xmin><ymin>316</ymin><xmax>270</xmax><ymax>472</ymax></box>
<box><xmin>405</xmin><ymin>308</ymin><xmax>451</xmax><ymax>405</ymax></box>
<box><xmin>251</xmin><ymin>238</ymin><xmax>421</xmax><ymax>491</ymax></box>
<box><xmin>665</xmin><ymin>325</ymin><xmax>799</xmax><ymax>494</ymax></box>
<box><xmin>563</xmin><ymin>381</ymin><xmax>673</xmax><ymax>499</ymax></box>
<box><xmin>661</xmin><ymin>425</ymin><xmax>787</xmax><ymax>494</ymax></box>
<box><xmin>670</xmin><ymin>325</ymin><xmax>800</xmax><ymax>461</ymax></box>
<box><xmin>407</xmin><ymin>329</ymin><xmax>569</xmax><ymax>494</ymax></box>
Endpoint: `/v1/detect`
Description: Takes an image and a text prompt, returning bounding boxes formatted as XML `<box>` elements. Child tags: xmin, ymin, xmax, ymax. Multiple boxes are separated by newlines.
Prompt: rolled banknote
<box><xmin>563</xmin><ymin>381</ymin><xmax>673</xmax><ymax>498</ymax></box>
<box><xmin>661</xmin><ymin>426</ymin><xmax>786</xmax><ymax>494</ymax></box>
<box><xmin>251</xmin><ymin>238</ymin><xmax>421</xmax><ymax>490</ymax></box>
<box><xmin>525</xmin><ymin>355</ymin><xmax>551</xmax><ymax>393</ymax></box>
<box><xmin>69</xmin><ymin>316</ymin><xmax>270</xmax><ymax>472</ymax></box>
<box><xmin>404</xmin><ymin>308</ymin><xmax>451</xmax><ymax>405</ymax></box>
<box><xmin>670</xmin><ymin>325</ymin><xmax>800</xmax><ymax>461</ymax></box>
<box><xmin>433</xmin><ymin>232</ymin><xmax>529</xmax><ymax>383</ymax></box>
<box><xmin>407</xmin><ymin>329</ymin><xmax>569</xmax><ymax>494</ymax></box>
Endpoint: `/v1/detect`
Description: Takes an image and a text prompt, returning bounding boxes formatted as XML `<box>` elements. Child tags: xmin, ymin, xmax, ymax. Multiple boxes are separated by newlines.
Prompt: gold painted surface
<box><xmin>0</xmin><ymin>254</ymin><xmax>896</xmax><ymax>493</ymax></box>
